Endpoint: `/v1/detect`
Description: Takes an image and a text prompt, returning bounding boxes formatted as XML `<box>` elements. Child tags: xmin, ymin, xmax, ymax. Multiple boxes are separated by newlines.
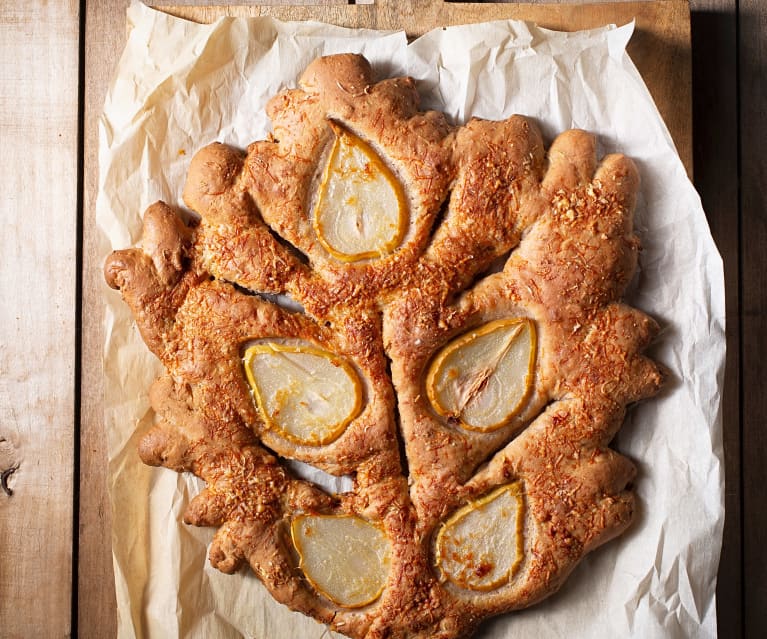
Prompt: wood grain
<box><xmin>739</xmin><ymin>0</ymin><xmax>767</xmax><ymax>637</ymax></box>
<box><xmin>79</xmin><ymin>2</ymin><xmax>119</xmax><ymax>636</ymax></box>
<box><xmin>0</xmin><ymin>1</ymin><xmax>80</xmax><ymax>636</ymax></box>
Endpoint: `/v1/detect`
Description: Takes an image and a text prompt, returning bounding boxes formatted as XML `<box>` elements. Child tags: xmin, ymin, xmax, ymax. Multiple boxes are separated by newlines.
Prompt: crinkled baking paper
<box><xmin>99</xmin><ymin>3</ymin><xmax>725</xmax><ymax>638</ymax></box>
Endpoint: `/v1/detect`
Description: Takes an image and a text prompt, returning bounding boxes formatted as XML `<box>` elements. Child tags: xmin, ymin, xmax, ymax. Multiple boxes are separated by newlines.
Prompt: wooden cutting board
<box><xmin>75</xmin><ymin>2</ymin><xmax>692</xmax><ymax>638</ymax></box>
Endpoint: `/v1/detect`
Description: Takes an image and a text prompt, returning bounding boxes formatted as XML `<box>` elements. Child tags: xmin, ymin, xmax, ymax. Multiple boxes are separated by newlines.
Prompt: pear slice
<box><xmin>243</xmin><ymin>342</ymin><xmax>362</xmax><ymax>446</ymax></box>
<box><xmin>313</xmin><ymin>122</ymin><xmax>407</xmax><ymax>261</ymax></box>
<box><xmin>435</xmin><ymin>483</ymin><xmax>525</xmax><ymax>591</ymax></box>
<box><xmin>425</xmin><ymin>318</ymin><xmax>536</xmax><ymax>432</ymax></box>
<box><xmin>291</xmin><ymin>514</ymin><xmax>391</xmax><ymax>608</ymax></box>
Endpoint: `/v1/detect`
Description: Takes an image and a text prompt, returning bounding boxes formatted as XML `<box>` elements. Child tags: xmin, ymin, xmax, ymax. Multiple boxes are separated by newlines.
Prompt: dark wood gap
<box><xmin>72</xmin><ymin>1</ymin><xmax>88</xmax><ymax>637</ymax></box>
<box><xmin>690</xmin><ymin>5</ymin><xmax>742</xmax><ymax>636</ymax></box>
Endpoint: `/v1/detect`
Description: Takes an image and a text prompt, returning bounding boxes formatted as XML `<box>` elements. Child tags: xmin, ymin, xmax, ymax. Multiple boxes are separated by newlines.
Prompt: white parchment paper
<box><xmin>99</xmin><ymin>3</ymin><xmax>725</xmax><ymax>638</ymax></box>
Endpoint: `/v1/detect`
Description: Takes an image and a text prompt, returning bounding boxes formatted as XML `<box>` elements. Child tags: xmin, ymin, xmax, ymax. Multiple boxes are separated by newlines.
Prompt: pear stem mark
<box><xmin>454</xmin><ymin>324</ymin><xmax>523</xmax><ymax>414</ymax></box>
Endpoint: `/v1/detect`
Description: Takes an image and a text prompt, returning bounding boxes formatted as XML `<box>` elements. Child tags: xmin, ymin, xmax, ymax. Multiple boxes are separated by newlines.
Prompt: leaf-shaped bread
<box><xmin>105</xmin><ymin>54</ymin><xmax>663</xmax><ymax>639</ymax></box>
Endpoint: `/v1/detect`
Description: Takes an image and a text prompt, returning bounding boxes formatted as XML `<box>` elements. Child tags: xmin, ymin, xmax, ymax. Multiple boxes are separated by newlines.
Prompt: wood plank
<box><xmin>0</xmin><ymin>2</ymin><xmax>80</xmax><ymax>636</ymax></box>
<box><xmin>79</xmin><ymin>0</ymin><xmax>121</xmax><ymax>635</ymax></box>
<box><xmin>740</xmin><ymin>0</ymin><xmax>767</xmax><ymax>635</ymax></box>
<box><xmin>161</xmin><ymin>0</ymin><xmax>692</xmax><ymax>176</ymax></box>
<box><xmin>688</xmin><ymin>1</ymin><xmax>740</xmax><ymax>635</ymax></box>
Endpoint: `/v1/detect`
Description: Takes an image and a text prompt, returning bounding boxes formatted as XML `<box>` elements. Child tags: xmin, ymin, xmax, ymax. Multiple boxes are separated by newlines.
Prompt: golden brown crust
<box><xmin>104</xmin><ymin>53</ymin><xmax>663</xmax><ymax>639</ymax></box>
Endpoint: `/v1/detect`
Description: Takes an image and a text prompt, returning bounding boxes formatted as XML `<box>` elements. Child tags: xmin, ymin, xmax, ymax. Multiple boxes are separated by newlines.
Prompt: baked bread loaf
<box><xmin>105</xmin><ymin>53</ymin><xmax>663</xmax><ymax>639</ymax></box>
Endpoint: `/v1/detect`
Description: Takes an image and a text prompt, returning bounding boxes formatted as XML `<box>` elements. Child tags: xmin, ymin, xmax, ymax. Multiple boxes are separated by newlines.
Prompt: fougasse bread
<box><xmin>105</xmin><ymin>53</ymin><xmax>663</xmax><ymax>639</ymax></box>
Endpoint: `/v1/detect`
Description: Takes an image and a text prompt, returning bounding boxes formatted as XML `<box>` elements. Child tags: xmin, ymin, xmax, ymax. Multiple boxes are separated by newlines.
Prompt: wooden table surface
<box><xmin>0</xmin><ymin>0</ymin><xmax>761</xmax><ymax>636</ymax></box>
